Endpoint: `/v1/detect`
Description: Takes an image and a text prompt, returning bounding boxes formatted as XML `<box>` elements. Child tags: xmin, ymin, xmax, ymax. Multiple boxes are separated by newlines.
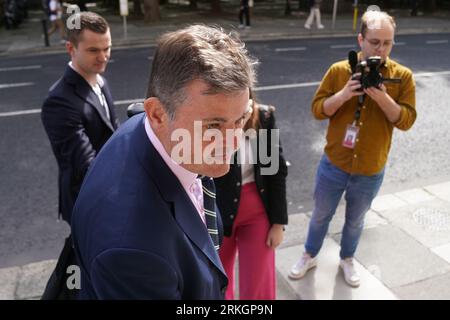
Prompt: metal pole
<box><xmin>41</xmin><ymin>19</ymin><xmax>50</xmax><ymax>47</ymax></box>
<box><xmin>332</xmin><ymin>0</ymin><xmax>338</xmax><ymax>30</ymax></box>
<box><xmin>353</xmin><ymin>0</ymin><xmax>358</xmax><ymax>32</ymax></box>
<box><xmin>123</xmin><ymin>16</ymin><xmax>127</xmax><ymax>40</ymax></box>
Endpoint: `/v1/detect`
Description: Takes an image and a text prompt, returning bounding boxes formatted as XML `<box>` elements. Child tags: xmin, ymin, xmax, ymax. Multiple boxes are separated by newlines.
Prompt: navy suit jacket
<box><xmin>41</xmin><ymin>66</ymin><xmax>119</xmax><ymax>223</ymax></box>
<box><xmin>71</xmin><ymin>113</ymin><xmax>228</xmax><ymax>299</ymax></box>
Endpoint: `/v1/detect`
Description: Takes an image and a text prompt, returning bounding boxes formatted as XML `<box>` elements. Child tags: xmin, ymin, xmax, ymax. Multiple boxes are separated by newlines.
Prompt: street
<box><xmin>1</xmin><ymin>33</ymin><xmax>450</xmax><ymax>269</ymax></box>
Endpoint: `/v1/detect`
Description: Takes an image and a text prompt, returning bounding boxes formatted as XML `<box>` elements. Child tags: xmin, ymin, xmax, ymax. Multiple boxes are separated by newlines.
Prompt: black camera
<box><xmin>348</xmin><ymin>51</ymin><xmax>401</xmax><ymax>89</ymax></box>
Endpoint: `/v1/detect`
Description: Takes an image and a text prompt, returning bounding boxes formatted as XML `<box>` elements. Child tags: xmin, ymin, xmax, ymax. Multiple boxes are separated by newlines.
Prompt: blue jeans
<box><xmin>305</xmin><ymin>154</ymin><xmax>384</xmax><ymax>259</ymax></box>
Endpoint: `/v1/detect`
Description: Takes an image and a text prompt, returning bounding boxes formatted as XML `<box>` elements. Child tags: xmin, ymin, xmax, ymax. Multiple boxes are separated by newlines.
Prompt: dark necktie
<box><xmin>201</xmin><ymin>176</ymin><xmax>220</xmax><ymax>251</ymax></box>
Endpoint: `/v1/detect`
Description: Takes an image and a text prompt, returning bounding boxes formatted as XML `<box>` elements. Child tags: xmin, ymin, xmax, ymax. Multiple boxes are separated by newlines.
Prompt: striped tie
<box><xmin>201</xmin><ymin>176</ymin><xmax>220</xmax><ymax>251</ymax></box>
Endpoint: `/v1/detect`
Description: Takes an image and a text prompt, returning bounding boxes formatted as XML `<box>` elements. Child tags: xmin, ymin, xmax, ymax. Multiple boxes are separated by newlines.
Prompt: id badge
<box><xmin>342</xmin><ymin>124</ymin><xmax>359</xmax><ymax>149</ymax></box>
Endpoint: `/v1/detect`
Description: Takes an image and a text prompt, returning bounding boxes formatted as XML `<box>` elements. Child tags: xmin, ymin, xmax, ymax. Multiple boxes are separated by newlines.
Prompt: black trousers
<box><xmin>239</xmin><ymin>5</ymin><xmax>250</xmax><ymax>26</ymax></box>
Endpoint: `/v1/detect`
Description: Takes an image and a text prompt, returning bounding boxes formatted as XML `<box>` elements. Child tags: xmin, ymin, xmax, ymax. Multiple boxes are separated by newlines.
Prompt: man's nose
<box><xmin>99</xmin><ymin>52</ymin><xmax>108</xmax><ymax>62</ymax></box>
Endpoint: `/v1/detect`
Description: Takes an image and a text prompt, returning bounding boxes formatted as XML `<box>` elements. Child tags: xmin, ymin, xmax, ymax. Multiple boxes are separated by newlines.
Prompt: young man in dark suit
<box><xmin>41</xmin><ymin>12</ymin><xmax>119</xmax><ymax>225</ymax></box>
<box><xmin>71</xmin><ymin>25</ymin><xmax>257</xmax><ymax>299</ymax></box>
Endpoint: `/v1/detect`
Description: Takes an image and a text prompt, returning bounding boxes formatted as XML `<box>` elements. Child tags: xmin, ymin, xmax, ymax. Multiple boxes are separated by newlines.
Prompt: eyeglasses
<box><xmin>365</xmin><ymin>37</ymin><xmax>395</xmax><ymax>49</ymax></box>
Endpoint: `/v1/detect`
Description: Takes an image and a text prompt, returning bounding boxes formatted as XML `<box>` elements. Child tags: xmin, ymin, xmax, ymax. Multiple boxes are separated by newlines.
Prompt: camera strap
<box><xmin>352</xmin><ymin>95</ymin><xmax>365</xmax><ymax>126</ymax></box>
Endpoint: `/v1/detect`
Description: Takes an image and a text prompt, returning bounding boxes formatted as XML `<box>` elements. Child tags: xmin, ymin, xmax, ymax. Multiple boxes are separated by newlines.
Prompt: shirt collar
<box><xmin>68</xmin><ymin>61</ymin><xmax>104</xmax><ymax>88</ymax></box>
<box><xmin>144</xmin><ymin>116</ymin><xmax>198</xmax><ymax>190</ymax></box>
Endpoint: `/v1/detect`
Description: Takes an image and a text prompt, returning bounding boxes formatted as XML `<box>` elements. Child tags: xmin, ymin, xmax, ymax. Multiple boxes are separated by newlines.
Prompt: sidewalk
<box><xmin>1</xmin><ymin>2</ymin><xmax>450</xmax><ymax>56</ymax></box>
<box><xmin>2</xmin><ymin>180</ymin><xmax>450</xmax><ymax>299</ymax></box>
<box><xmin>277</xmin><ymin>180</ymin><xmax>450</xmax><ymax>300</ymax></box>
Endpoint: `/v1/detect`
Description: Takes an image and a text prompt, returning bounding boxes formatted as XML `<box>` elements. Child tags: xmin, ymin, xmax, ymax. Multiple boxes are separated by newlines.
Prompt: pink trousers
<box><xmin>219</xmin><ymin>182</ymin><xmax>276</xmax><ymax>300</ymax></box>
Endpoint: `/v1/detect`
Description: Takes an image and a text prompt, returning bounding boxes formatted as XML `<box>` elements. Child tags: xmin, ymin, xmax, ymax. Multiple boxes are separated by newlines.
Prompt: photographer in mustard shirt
<box><xmin>289</xmin><ymin>9</ymin><xmax>416</xmax><ymax>287</ymax></box>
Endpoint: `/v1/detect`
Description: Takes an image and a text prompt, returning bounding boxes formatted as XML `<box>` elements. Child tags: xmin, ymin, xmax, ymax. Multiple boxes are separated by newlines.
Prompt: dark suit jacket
<box><xmin>71</xmin><ymin>113</ymin><xmax>228</xmax><ymax>299</ymax></box>
<box><xmin>214</xmin><ymin>105</ymin><xmax>288</xmax><ymax>236</ymax></box>
<box><xmin>41</xmin><ymin>66</ymin><xmax>119</xmax><ymax>223</ymax></box>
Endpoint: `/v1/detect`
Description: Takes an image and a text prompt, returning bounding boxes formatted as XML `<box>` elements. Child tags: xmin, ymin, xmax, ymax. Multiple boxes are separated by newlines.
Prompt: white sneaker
<box><xmin>304</xmin><ymin>24</ymin><xmax>311</xmax><ymax>30</ymax></box>
<box><xmin>318</xmin><ymin>24</ymin><xmax>325</xmax><ymax>29</ymax></box>
<box><xmin>238</xmin><ymin>24</ymin><xmax>244</xmax><ymax>29</ymax></box>
<box><xmin>339</xmin><ymin>258</ymin><xmax>360</xmax><ymax>287</ymax></box>
<box><xmin>289</xmin><ymin>252</ymin><xmax>317</xmax><ymax>280</ymax></box>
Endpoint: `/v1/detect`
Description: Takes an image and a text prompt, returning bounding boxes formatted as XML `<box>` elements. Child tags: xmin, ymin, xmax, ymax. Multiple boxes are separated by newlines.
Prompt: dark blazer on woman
<box><xmin>214</xmin><ymin>105</ymin><xmax>288</xmax><ymax>237</ymax></box>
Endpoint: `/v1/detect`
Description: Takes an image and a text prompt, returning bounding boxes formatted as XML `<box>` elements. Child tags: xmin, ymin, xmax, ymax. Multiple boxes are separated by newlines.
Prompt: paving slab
<box><xmin>277</xmin><ymin>238</ymin><xmax>397</xmax><ymax>300</ymax></box>
<box><xmin>15</xmin><ymin>260</ymin><xmax>56</xmax><ymax>300</ymax></box>
<box><xmin>280</xmin><ymin>213</ymin><xmax>310</xmax><ymax>249</ymax></box>
<box><xmin>394</xmin><ymin>188</ymin><xmax>436</xmax><ymax>205</ymax></box>
<box><xmin>392</xmin><ymin>271</ymin><xmax>450</xmax><ymax>300</ymax></box>
<box><xmin>0</xmin><ymin>266</ymin><xmax>20</xmax><ymax>300</ymax></box>
<box><xmin>431</xmin><ymin>242</ymin><xmax>450</xmax><ymax>264</ymax></box>
<box><xmin>371</xmin><ymin>194</ymin><xmax>408</xmax><ymax>212</ymax></box>
<box><xmin>375</xmin><ymin>199</ymin><xmax>450</xmax><ymax>248</ymax></box>
<box><xmin>425</xmin><ymin>181</ymin><xmax>450</xmax><ymax>198</ymax></box>
<box><xmin>347</xmin><ymin>224</ymin><xmax>450</xmax><ymax>288</ymax></box>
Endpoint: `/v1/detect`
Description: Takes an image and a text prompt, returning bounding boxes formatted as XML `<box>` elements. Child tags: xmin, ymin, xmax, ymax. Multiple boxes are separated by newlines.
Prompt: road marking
<box><xmin>0</xmin><ymin>82</ymin><xmax>34</xmax><ymax>89</ymax></box>
<box><xmin>147</xmin><ymin>57</ymin><xmax>153</xmax><ymax>60</ymax></box>
<box><xmin>275</xmin><ymin>47</ymin><xmax>307</xmax><ymax>52</ymax></box>
<box><xmin>0</xmin><ymin>108</ymin><xmax>41</xmax><ymax>117</ymax></box>
<box><xmin>330</xmin><ymin>44</ymin><xmax>357</xmax><ymax>49</ymax></box>
<box><xmin>394</xmin><ymin>42</ymin><xmax>406</xmax><ymax>46</ymax></box>
<box><xmin>0</xmin><ymin>65</ymin><xmax>41</xmax><ymax>72</ymax></box>
<box><xmin>2</xmin><ymin>70</ymin><xmax>450</xmax><ymax>118</ymax></box>
<box><xmin>426</xmin><ymin>40</ymin><xmax>448</xmax><ymax>45</ymax></box>
<box><xmin>115</xmin><ymin>98</ymin><xmax>144</xmax><ymax>105</ymax></box>
<box><xmin>254</xmin><ymin>81</ymin><xmax>321</xmax><ymax>91</ymax></box>
<box><xmin>415</xmin><ymin>70</ymin><xmax>450</xmax><ymax>78</ymax></box>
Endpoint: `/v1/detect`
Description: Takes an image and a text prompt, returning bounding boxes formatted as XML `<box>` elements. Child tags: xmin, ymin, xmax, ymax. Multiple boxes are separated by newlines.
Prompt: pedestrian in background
<box><xmin>304</xmin><ymin>0</ymin><xmax>324</xmax><ymax>30</ymax></box>
<box><xmin>214</xmin><ymin>92</ymin><xmax>288</xmax><ymax>300</ymax></box>
<box><xmin>238</xmin><ymin>0</ymin><xmax>251</xmax><ymax>29</ymax></box>
<box><xmin>46</xmin><ymin>0</ymin><xmax>66</xmax><ymax>44</ymax></box>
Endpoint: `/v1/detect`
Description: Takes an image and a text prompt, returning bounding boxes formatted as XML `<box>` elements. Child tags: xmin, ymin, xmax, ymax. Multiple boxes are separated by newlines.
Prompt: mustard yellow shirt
<box><xmin>312</xmin><ymin>56</ymin><xmax>416</xmax><ymax>176</ymax></box>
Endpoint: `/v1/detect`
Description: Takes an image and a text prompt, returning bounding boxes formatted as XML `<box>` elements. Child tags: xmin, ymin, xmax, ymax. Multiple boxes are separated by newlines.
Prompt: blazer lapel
<box><xmin>64</xmin><ymin>66</ymin><xmax>115</xmax><ymax>132</ymax></box>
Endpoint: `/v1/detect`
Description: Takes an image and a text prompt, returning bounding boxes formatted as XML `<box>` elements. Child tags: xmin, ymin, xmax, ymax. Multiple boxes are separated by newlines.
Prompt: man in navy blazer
<box><xmin>71</xmin><ymin>25</ymin><xmax>258</xmax><ymax>299</ymax></box>
<box><xmin>41</xmin><ymin>12</ymin><xmax>119</xmax><ymax>224</ymax></box>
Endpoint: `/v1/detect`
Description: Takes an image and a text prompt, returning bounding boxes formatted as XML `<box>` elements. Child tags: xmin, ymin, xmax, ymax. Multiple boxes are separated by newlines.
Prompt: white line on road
<box><xmin>0</xmin><ymin>65</ymin><xmax>41</xmax><ymax>72</ymax></box>
<box><xmin>254</xmin><ymin>81</ymin><xmax>321</xmax><ymax>91</ymax></box>
<box><xmin>0</xmin><ymin>99</ymin><xmax>145</xmax><ymax>118</ymax></box>
<box><xmin>415</xmin><ymin>70</ymin><xmax>450</xmax><ymax>78</ymax></box>
<box><xmin>426</xmin><ymin>40</ymin><xmax>449</xmax><ymax>45</ymax></box>
<box><xmin>330</xmin><ymin>44</ymin><xmax>357</xmax><ymax>49</ymax></box>
<box><xmin>0</xmin><ymin>108</ymin><xmax>41</xmax><ymax>117</ymax></box>
<box><xmin>2</xmin><ymin>70</ymin><xmax>450</xmax><ymax>118</ymax></box>
<box><xmin>0</xmin><ymin>82</ymin><xmax>34</xmax><ymax>89</ymax></box>
<box><xmin>115</xmin><ymin>98</ymin><xmax>144</xmax><ymax>105</ymax></box>
<box><xmin>275</xmin><ymin>47</ymin><xmax>307</xmax><ymax>52</ymax></box>
<box><xmin>394</xmin><ymin>42</ymin><xmax>406</xmax><ymax>46</ymax></box>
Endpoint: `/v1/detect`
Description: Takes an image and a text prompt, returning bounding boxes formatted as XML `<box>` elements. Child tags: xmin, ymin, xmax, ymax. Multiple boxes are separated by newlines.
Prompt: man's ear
<box><xmin>144</xmin><ymin>97</ymin><xmax>168</xmax><ymax>129</ymax></box>
<box><xmin>66</xmin><ymin>41</ymin><xmax>74</xmax><ymax>56</ymax></box>
<box><xmin>357</xmin><ymin>33</ymin><xmax>364</xmax><ymax>49</ymax></box>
